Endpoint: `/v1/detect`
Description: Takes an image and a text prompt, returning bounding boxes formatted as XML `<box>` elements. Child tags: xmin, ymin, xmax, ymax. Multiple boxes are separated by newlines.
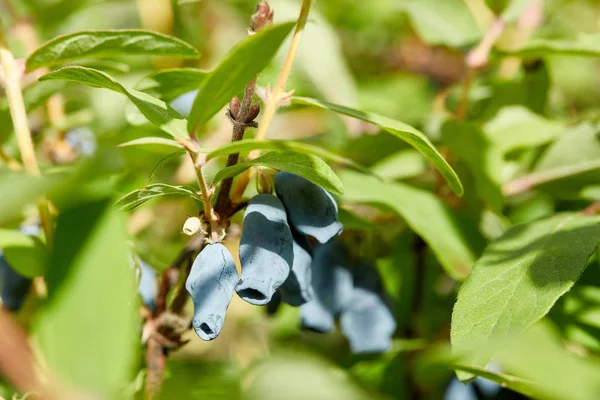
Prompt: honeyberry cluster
<box><xmin>185</xmin><ymin>171</ymin><xmax>397</xmax><ymax>354</ymax></box>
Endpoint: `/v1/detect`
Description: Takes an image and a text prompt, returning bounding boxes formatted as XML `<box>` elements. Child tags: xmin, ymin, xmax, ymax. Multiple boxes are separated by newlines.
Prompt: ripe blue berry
<box><xmin>279</xmin><ymin>232</ymin><xmax>314</xmax><ymax>306</ymax></box>
<box><xmin>340</xmin><ymin>262</ymin><xmax>396</xmax><ymax>354</ymax></box>
<box><xmin>274</xmin><ymin>171</ymin><xmax>343</xmax><ymax>244</ymax></box>
<box><xmin>300</xmin><ymin>240</ymin><xmax>352</xmax><ymax>332</ymax></box>
<box><xmin>186</xmin><ymin>243</ymin><xmax>238</xmax><ymax>341</ymax></box>
<box><xmin>237</xmin><ymin>194</ymin><xmax>293</xmax><ymax>305</ymax></box>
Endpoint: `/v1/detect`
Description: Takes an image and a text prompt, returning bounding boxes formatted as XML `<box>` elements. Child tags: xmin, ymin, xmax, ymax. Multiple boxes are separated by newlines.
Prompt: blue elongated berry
<box><xmin>137</xmin><ymin>260</ymin><xmax>158</xmax><ymax>311</ymax></box>
<box><xmin>237</xmin><ymin>194</ymin><xmax>293</xmax><ymax>305</ymax></box>
<box><xmin>279</xmin><ymin>232</ymin><xmax>314</xmax><ymax>306</ymax></box>
<box><xmin>444</xmin><ymin>378</ymin><xmax>478</xmax><ymax>400</ymax></box>
<box><xmin>340</xmin><ymin>262</ymin><xmax>396</xmax><ymax>354</ymax></box>
<box><xmin>186</xmin><ymin>243</ymin><xmax>238</xmax><ymax>341</ymax></box>
<box><xmin>0</xmin><ymin>253</ymin><xmax>31</xmax><ymax>311</ymax></box>
<box><xmin>274</xmin><ymin>171</ymin><xmax>343</xmax><ymax>244</ymax></box>
<box><xmin>300</xmin><ymin>240</ymin><xmax>353</xmax><ymax>333</ymax></box>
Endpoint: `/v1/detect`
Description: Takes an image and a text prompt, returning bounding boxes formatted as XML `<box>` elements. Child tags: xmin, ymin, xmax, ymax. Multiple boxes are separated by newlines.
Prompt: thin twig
<box><xmin>0</xmin><ymin>21</ymin><xmax>54</xmax><ymax>247</ymax></box>
<box><xmin>230</xmin><ymin>0</ymin><xmax>312</xmax><ymax>199</ymax></box>
<box><xmin>251</xmin><ymin>0</ymin><xmax>312</xmax><ymax>147</ymax></box>
<box><xmin>215</xmin><ymin>2</ymin><xmax>273</xmax><ymax>214</ymax></box>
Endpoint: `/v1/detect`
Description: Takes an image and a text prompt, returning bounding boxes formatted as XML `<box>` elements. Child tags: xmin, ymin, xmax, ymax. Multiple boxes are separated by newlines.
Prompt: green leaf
<box><xmin>485</xmin><ymin>0</ymin><xmax>530</xmax><ymax>22</ymax></box>
<box><xmin>0</xmin><ymin>229</ymin><xmax>46</xmax><ymax>278</ymax></box>
<box><xmin>39</xmin><ymin>66</ymin><xmax>189</xmax><ymax>139</ymax></box>
<box><xmin>292</xmin><ymin>96</ymin><xmax>463</xmax><ymax>196</ymax></box>
<box><xmin>116</xmin><ymin>183</ymin><xmax>200</xmax><ymax>211</ymax></box>
<box><xmin>441</xmin><ymin>121</ymin><xmax>504</xmax><ymax>212</ymax></box>
<box><xmin>339</xmin><ymin>170</ymin><xmax>484</xmax><ymax>279</ymax></box>
<box><xmin>27</xmin><ymin>29</ymin><xmax>199</xmax><ymax>70</ymax></box>
<box><xmin>506</xmin><ymin>33</ymin><xmax>600</xmax><ymax>58</ymax></box>
<box><xmin>187</xmin><ymin>22</ymin><xmax>295</xmax><ymax>131</ymax></box>
<box><xmin>483</xmin><ymin>106</ymin><xmax>564</xmax><ymax>153</ymax></box>
<box><xmin>136</xmin><ymin>68</ymin><xmax>207</xmax><ymax>101</ymax></box>
<box><xmin>451</xmin><ymin>212</ymin><xmax>600</xmax><ymax>379</ymax></box>
<box><xmin>118</xmin><ymin>137</ymin><xmax>184</xmax><ymax>149</ymax></box>
<box><xmin>206</xmin><ymin>139</ymin><xmax>371</xmax><ymax>174</ymax></box>
<box><xmin>35</xmin><ymin>200</ymin><xmax>138</xmax><ymax>395</ymax></box>
<box><xmin>213</xmin><ymin>152</ymin><xmax>344</xmax><ymax>196</ymax></box>
<box><xmin>399</xmin><ymin>0</ymin><xmax>481</xmax><ymax>47</ymax></box>
<box><xmin>369</xmin><ymin>149</ymin><xmax>427</xmax><ymax>181</ymax></box>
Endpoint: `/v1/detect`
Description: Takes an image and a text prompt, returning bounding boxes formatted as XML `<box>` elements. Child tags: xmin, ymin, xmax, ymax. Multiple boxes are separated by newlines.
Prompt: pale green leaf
<box><xmin>135</xmin><ymin>68</ymin><xmax>208</xmax><ymax>101</ymax></box>
<box><xmin>483</xmin><ymin>106</ymin><xmax>564</xmax><ymax>153</ymax></box>
<box><xmin>35</xmin><ymin>200</ymin><xmax>138</xmax><ymax>395</ymax></box>
<box><xmin>292</xmin><ymin>96</ymin><xmax>463</xmax><ymax>196</ymax></box>
<box><xmin>0</xmin><ymin>229</ymin><xmax>46</xmax><ymax>278</ymax></box>
<box><xmin>506</xmin><ymin>33</ymin><xmax>600</xmax><ymax>58</ymax></box>
<box><xmin>118</xmin><ymin>137</ymin><xmax>184</xmax><ymax>149</ymax></box>
<box><xmin>187</xmin><ymin>22</ymin><xmax>295</xmax><ymax>130</ymax></box>
<box><xmin>39</xmin><ymin>66</ymin><xmax>189</xmax><ymax>139</ymax></box>
<box><xmin>400</xmin><ymin>0</ymin><xmax>481</xmax><ymax>47</ymax></box>
<box><xmin>339</xmin><ymin>170</ymin><xmax>484</xmax><ymax>279</ymax></box>
<box><xmin>451</xmin><ymin>213</ymin><xmax>600</xmax><ymax>379</ymax></box>
<box><xmin>370</xmin><ymin>149</ymin><xmax>427</xmax><ymax>181</ymax></box>
<box><xmin>116</xmin><ymin>183</ymin><xmax>200</xmax><ymax>211</ymax></box>
<box><xmin>27</xmin><ymin>29</ymin><xmax>199</xmax><ymax>70</ymax></box>
<box><xmin>213</xmin><ymin>151</ymin><xmax>344</xmax><ymax>196</ymax></box>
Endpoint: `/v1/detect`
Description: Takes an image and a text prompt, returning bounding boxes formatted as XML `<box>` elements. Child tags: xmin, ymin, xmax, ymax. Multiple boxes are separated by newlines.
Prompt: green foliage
<box><xmin>27</xmin><ymin>30</ymin><xmax>199</xmax><ymax>70</ymax></box>
<box><xmin>187</xmin><ymin>22</ymin><xmax>295</xmax><ymax>131</ymax></box>
<box><xmin>2</xmin><ymin>0</ymin><xmax>600</xmax><ymax>399</ymax></box>
<box><xmin>213</xmin><ymin>151</ymin><xmax>344</xmax><ymax>195</ymax></box>
<box><xmin>452</xmin><ymin>213</ymin><xmax>600</xmax><ymax>379</ymax></box>
<box><xmin>40</xmin><ymin>66</ymin><xmax>190</xmax><ymax>139</ymax></box>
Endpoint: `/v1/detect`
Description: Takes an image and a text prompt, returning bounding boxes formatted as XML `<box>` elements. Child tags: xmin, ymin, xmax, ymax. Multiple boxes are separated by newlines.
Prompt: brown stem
<box><xmin>215</xmin><ymin>78</ymin><xmax>258</xmax><ymax>213</ymax></box>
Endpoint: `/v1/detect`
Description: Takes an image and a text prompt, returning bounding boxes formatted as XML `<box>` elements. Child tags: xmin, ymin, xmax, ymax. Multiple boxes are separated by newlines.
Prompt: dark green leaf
<box><xmin>116</xmin><ymin>183</ymin><xmax>200</xmax><ymax>211</ymax></box>
<box><xmin>213</xmin><ymin>151</ymin><xmax>344</xmax><ymax>195</ymax></box>
<box><xmin>339</xmin><ymin>170</ymin><xmax>484</xmax><ymax>279</ymax></box>
<box><xmin>35</xmin><ymin>199</ymin><xmax>138</xmax><ymax>395</ymax></box>
<box><xmin>187</xmin><ymin>22</ymin><xmax>295</xmax><ymax>131</ymax></box>
<box><xmin>0</xmin><ymin>229</ymin><xmax>46</xmax><ymax>277</ymax></box>
<box><xmin>451</xmin><ymin>213</ymin><xmax>600</xmax><ymax>379</ymax></box>
<box><xmin>27</xmin><ymin>29</ymin><xmax>199</xmax><ymax>70</ymax></box>
<box><xmin>292</xmin><ymin>96</ymin><xmax>463</xmax><ymax>196</ymax></box>
<box><xmin>135</xmin><ymin>68</ymin><xmax>208</xmax><ymax>101</ymax></box>
<box><xmin>39</xmin><ymin>66</ymin><xmax>189</xmax><ymax>139</ymax></box>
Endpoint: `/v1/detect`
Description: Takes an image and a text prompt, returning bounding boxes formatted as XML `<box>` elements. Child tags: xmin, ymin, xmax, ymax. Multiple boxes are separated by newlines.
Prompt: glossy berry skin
<box><xmin>0</xmin><ymin>253</ymin><xmax>31</xmax><ymax>311</ymax></box>
<box><xmin>186</xmin><ymin>243</ymin><xmax>238</xmax><ymax>341</ymax></box>
<box><xmin>137</xmin><ymin>260</ymin><xmax>158</xmax><ymax>311</ymax></box>
<box><xmin>274</xmin><ymin>171</ymin><xmax>343</xmax><ymax>244</ymax></box>
<box><xmin>237</xmin><ymin>194</ymin><xmax>293</xmax><ymax>306</ymax></box>
<box><xmin>279</xmin><ymin>232</ymin><xmax>314</xmax><ymax>306</ymax></box>
<box><xmin>340</xmin><ymin>262</ymin><xmax>396</xmax><ymax>354</ymax></box>
<box><xmin>300</xmin><ymin>240</ymin><xmax>353</xmax><ymax>333</ymax></box>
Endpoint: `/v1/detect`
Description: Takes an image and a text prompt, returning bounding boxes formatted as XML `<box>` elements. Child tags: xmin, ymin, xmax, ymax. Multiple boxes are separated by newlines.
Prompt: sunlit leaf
<box><xmin>0</xmin><ymin>229</ymin><xmax>46</xmax><ymax>278</ymax></box>
<box><xmin>187</xmin><ymin>22</ymin><xmax>295</xmax><ymax>131</ymax></box>
<box><xmin>292</xmin><ymin>96</ymin><xmax>463</xmax><ymax>196</ymax></box>
<box><xmin>451</xmin><ymin>213</ymin><xmax>600</xmax><ymax>379</ymax></box>
<box><xmin>27</xmin><ymin>29</ymin><xmax>199</xmax><ymax>70</ymax></box>
<box><xmin>213</xmin><ymin>151</ymin><xmax>344</xmax><ymax>195</ymax></box>
<box><xmin>339</xmin><ymin>170</ymin><xmax>484</xmax><ymax>279</ymax></box>
<box><xmin>116</xmin><ymin>183</ymin><xmax>200</xmax><ymax>211</ymax></box>
<box><xmin>40</xmin><ymin>66</ymin><xmax>189</xmax><ymax>139</ymax></box>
